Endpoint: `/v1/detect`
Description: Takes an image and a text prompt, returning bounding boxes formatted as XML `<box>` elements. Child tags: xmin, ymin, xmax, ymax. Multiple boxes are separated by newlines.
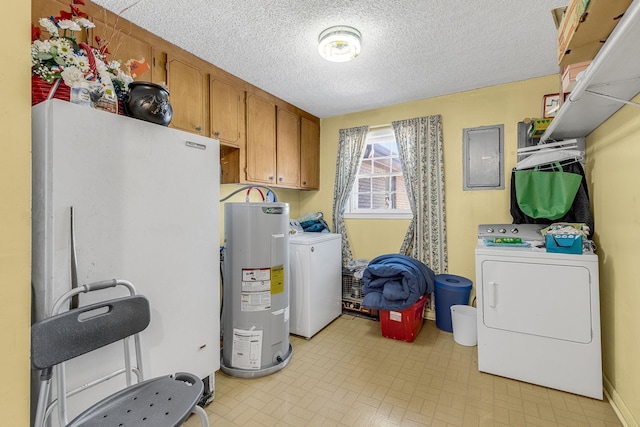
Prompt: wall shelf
<box><xmin>541</xmin><ymin>0</ymin><xmax>640</xmax><ymax>142</ymax></box>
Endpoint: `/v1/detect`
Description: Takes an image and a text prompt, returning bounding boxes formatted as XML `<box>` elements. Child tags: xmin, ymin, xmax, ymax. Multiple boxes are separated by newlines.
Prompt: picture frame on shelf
<box><xmin>543</xmin><ymin>93</ymin><xmax>560</xmax><ymax>118</ymax></box>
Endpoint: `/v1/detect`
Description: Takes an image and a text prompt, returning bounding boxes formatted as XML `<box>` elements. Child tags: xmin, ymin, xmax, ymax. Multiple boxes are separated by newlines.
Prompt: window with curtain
<box><xmin>344</xmin><ymin>127</ymin><xmax>411</xmax><ymax>219</ymax></box>
<box><xmin>332</xmin><ymin>117</ymin><xmax>445</xmax><ymax>273</ymax></box>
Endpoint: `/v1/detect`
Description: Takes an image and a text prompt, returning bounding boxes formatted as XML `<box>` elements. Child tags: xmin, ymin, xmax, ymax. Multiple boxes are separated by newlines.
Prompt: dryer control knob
<box><xmin>498</xmin><ymin>228</ymin><xmax>506</xmax><ymax>233</ymax></box>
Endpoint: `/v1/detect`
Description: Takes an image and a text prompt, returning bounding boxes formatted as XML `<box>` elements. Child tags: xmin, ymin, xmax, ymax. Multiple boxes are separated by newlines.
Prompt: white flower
<box><xmin>75</xmin><ymin>57</ymin><xmax>90</xmax><ymax>73</ymax></box>
<box><xmin>117</xmin><ymin>70</ymin><xmax>133</xmax><ymax>86</ymax></box>
<box><xmin>32</xmin><ymin>39</ymin><xmax>49</xmax><ymax>53</ymax></box>
<box><xmin>57</xmin><ymin>19</ymin><xmax>81</xmax><ymax>32</ymax></box>
<box><xmin>61</xmin><ymin>66</ymin><xmax>87</xmax><ymax>87</ymax></box>
<box><xmin>39</xmin><ymin>17</ymin><xmax>59</xmax><ymax>37</ymax></box>
<box><xmin>74</xmin><ymin>17</ymin><xmax>95</xmax><ymax>29</ymax></box>
<box><xmin>65</xmin><ymin>54</ymin><xmax>78</xmax><ymax>66</ymax></box>
<box><xmin>49</xmin><ymin>39</ymin><xmax>62</xmax><ymax>52</ymax></box>
<box><xmin>57</xmin><ymin>39</ymin><xmax>75</xmax><ymax>58</ymax></box>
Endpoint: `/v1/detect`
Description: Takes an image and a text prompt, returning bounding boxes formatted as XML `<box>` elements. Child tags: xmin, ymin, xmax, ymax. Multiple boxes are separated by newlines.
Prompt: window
<box><xmin>345</xmin><ymin>127</ymin><xmax>412</xmax><ymax>219</ymax></box>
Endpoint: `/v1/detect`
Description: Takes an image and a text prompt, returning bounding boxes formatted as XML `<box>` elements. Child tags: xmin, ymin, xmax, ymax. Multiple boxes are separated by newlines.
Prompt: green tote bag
<box><xmin>514</xmin><ymin>162</ymin><xmax>582</xmax><ymax>220</ymax></box>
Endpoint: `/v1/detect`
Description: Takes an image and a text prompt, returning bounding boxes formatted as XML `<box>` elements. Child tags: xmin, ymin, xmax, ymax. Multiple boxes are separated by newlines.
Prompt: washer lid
<box><xmin>289</xmin><ymin>232</ymin><xmax>341</xmax><ymax>244</ymax></box>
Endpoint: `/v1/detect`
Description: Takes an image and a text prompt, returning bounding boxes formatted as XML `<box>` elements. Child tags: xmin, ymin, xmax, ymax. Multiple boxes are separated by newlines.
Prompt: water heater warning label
<box><xmin>271</xmin><ymin>265</ymin><xmax>284</xmax><ymax>294</ymax></box>
<box><xmin>242</xmin><ymin>268</ymin><xmax>270</xmax><ymax>282</ymax></box>
<box><xmin>241</xmin><ymin>268</ymin><xmax>271</xmax><ymax>311</ymax></box>
<box><xmin>240</xmin><ymin>292</ymin><xmax>271</xmax><ymax>311</ymax></box>
<box><xmin>231</xmin><ymin>328</ymin><xmax>262</xmax><ymax>370</ymax></box>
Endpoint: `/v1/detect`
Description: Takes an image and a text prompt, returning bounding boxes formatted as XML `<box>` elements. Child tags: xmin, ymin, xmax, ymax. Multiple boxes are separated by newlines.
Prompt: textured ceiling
<box><xmin>93</xmin><ymin>0</ymin><xmax>566</xmax><ymax>118</ymax></box>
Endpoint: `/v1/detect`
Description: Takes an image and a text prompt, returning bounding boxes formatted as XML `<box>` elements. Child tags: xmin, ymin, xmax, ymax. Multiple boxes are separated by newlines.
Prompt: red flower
<box><xmin>95</xmin><ymin>35</ymin><xmax>101</xmax><ymax>43</ymax></box>
<box><xmin>73</xmin><ymin>0</ymin><xmax>86</xmax><ymax>5</ymax></box>
<box><xmin>57</xmin><ymin>10</ymin><xmax>73</xmax><ymax>20</ymax></box>
<box><xmin>70</xmin><ymin>5</ymin><xmax>88</xmax><ymax>18</ymax></box>
<box><xmin>31</xmin><ymin>23</ymin><xmax>41</xmax><ymax>42</ymax></box>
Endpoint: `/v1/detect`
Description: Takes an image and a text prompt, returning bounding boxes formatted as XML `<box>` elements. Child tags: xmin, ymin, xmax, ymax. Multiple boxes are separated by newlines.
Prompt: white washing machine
<box><xmin>475</xmin><ymin>224</ymin><xmax>602</xmax><ymax>399</ymax></box>
<box><xmin>289</xmin><ymin>232</ymin><xmax>342</xmax><ymax>338</ymax></box>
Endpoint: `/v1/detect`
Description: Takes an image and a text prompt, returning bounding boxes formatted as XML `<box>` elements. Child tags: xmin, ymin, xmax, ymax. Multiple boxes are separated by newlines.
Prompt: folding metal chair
<box><xmin>31</xmin><ymin>279</ymin><xmax>209</xmax><ymax>427</ymax></box>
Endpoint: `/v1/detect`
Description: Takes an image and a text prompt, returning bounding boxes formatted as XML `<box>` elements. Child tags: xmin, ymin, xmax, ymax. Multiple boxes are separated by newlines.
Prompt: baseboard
<box><xmin>604</xmin><ymin>375</ymin><xmax>639</xmax><ymax>427</ymax></box>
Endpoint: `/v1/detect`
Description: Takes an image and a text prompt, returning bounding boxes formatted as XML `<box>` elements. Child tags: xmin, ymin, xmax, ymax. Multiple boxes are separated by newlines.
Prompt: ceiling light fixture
<box><xmin>318</xmin><ymin>25</ymin><xmax>362</xmax><ymax>63</ymax></box>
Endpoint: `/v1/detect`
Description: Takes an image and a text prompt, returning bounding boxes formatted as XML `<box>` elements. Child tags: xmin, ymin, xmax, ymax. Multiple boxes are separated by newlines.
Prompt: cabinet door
<box><xmin>166</xmin><ymin>55</ymin><xmax>205</xmax><ymax>135</ymax></box>
<box><xmin>300</xmin><ymin>117</ymin><xmax>320</xmax><ymax>190</ymax></box>
<box><xmin>91</xmin><ymin>20</ymin><xmax>153</xmax><ymax>81</ymax></box>
<box><xmin>210</xmin><ymin>78</ymin><xmax>245</xmax><ymax>147</ymax></box>
<box><xmin>276</xmin><ymin>107</ymin><xmax>300</xmax><ymax>188</ymax></box>
<box><xmin>246</xmin><ymin>94</ymin><xmax>276</xmax><ymax>184</ymax></box>
<box><xmin>151</xmin><ymin>48</ymin><xmax>167</xmax><ymax>85</ymax></box>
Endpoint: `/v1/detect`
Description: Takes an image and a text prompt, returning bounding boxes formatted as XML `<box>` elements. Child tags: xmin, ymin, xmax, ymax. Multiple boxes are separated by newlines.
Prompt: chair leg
<box><xmin>192</xmin><ymin>404</ymin><xmax>209</xmax><ymax>427</ymax></box>
<box><xmin>33</xmin><ymin>378</ymin><xmax>52</xmax><ymax>427</ymax></box>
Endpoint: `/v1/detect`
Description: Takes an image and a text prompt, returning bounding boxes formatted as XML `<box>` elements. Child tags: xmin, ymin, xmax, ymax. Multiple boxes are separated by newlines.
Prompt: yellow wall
<box><xmin>301</xmin><ymin>76</ymin><xmax>559</xmax><ymax>282</ymax></box>
<box><xmin>588</xmin><ymin>96</ymin><xmax>640</xmax><ymax>426</ymax></box>
<box><xmin>2</xmin><ymin>1</ymin><xmax>32</xmax><ymax>425</ymax></box>
<box><xmin>300</xmin><ymin>76</ymin><xmax>640</xmax><ymax>426</ymax></box>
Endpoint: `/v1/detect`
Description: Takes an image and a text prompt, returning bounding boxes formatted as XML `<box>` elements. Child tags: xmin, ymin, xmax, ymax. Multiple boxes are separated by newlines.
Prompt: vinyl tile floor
<box><xmin>185</xmin><ymin>314</ymin><xmax>621</xmax><ymax>427</ymax></box>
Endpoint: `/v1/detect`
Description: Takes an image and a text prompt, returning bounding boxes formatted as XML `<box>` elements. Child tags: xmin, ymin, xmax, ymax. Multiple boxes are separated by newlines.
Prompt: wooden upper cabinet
<box><xmin>210</xmin><ymin>78</ymin><xmax>245</xmax><ymax>147</ymax></box>
<box><xmin>91</xmin><ymin>20</ymin><xmax>153</xmax><ymax>82</ymax></box>
<box><xmin>246</xmin><ymin>94</ymin><xmax>276</xmax><ymax>184</ymax></box>
<box><xmin>166</xmin><ymin>55</ymin><xmax>205</xmax><ymax>135</ymax></box>
<box><xmin>276</xmin><ymin>107</ymin><xmax>300</xmax><ymax>188</ymax></box>
<box><xmin>300</xmin><ymin>117</ymin><xmax>320</xmax><ymax>190</ymax></box>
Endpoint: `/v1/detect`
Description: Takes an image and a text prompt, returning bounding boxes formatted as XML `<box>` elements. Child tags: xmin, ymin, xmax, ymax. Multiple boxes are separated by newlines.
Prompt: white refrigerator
<box><xmin>289</xmin><ymin>232</ymin><xmax>342</xmax><ymax>338</ymax></box>
<box><xmin>31</xmin><ymin>100</ymin><xmax>220</xmax><ymax>422</ymax></box>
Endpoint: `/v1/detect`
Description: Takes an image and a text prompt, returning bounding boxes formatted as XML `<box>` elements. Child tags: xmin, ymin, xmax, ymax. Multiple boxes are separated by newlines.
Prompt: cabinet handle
<box><xmin>269</xmin><ymin>176</ymin><xmax>274</xmax><ymax>181</ymax></box>
<box><xmin>279</xmin><ymin>177</ymin><xmax>283</xmax><ymax>182</ymax></box>
<box><xmin>302</xmin><ymin>181</ymin><xmax>307</xmax><ymax>185</ymax></box>
<box><xmin>213</xmin><ymin>131</ymin><xmax>220</xmax><ymax>138</ymax></box>
<box><xmin>195</xmin><ymin>125</ymin><xmax>202</xmax><ymax>132</ymax></box>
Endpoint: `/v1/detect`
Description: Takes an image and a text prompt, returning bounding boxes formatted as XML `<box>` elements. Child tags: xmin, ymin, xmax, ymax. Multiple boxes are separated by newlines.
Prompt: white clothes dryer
<box><xmin>475</xmin><ymin>226</ymin><xmax>602</xmax><ymax>399</ymax></box>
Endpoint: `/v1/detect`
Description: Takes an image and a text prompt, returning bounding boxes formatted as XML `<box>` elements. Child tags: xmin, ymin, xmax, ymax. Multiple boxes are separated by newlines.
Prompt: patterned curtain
<box><xmin>332</xmin><ymin>126</ymin><xmax>369</xmax><ymax>267</ymax></box>
<box><xmin>392</xmin><ymin>116</ymin><xmax>447</xmax><ymax>273</ymax></box>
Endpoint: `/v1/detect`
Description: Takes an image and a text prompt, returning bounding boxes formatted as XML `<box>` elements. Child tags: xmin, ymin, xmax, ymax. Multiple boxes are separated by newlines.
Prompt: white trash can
<box><xmin>450</xmin><ymin>305</ymin><xmax>477</xmax><ymax>346</ymax></box>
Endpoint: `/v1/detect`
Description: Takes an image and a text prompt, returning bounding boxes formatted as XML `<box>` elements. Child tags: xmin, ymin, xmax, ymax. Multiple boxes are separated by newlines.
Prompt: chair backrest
<box><xmin>31</xmin><ymin>295</ymin><xmax>150</xmax><ymax>371</ymax></box>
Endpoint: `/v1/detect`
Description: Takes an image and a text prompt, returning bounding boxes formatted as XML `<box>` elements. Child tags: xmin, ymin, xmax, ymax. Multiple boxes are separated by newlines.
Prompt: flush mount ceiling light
<box><xmin>318</xmin><ymin>25</ymin><xmax>362</xmax><ymax>63</ymax></box>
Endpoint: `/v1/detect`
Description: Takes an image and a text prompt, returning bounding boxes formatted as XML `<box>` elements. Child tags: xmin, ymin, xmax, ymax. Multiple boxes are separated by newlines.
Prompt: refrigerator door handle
<box><xmin>70</xmin><ymin>206</ymin><xmax>79</xmax><ymax>309</ymax></box>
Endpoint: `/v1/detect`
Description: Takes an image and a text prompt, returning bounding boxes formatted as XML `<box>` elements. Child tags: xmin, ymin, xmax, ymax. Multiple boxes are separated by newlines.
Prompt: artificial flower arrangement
<box><xmin>31</xmin><ymin>0</ymin><xmax>134</xmax><ymax>113</ymax></box>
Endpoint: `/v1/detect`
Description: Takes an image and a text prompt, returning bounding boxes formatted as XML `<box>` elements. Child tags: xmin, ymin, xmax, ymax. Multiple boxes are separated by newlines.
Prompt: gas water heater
<box><xmin>221</xmin><ymin>202</ymin><xmax>293</xmax><ymax>377</ymax></box>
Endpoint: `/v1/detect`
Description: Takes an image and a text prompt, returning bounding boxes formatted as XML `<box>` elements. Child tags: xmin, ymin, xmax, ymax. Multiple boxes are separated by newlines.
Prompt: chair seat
<box><xmin>67</xmin><ymin>372</ymin><xmax>204</xmax><ymax>427</ymax></box>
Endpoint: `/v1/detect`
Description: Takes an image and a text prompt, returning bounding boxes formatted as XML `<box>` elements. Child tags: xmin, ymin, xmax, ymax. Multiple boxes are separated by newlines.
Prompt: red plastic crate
<box><xmin>380</xmin><ymin>296</ymin><xmax>427</xmax><ymax>342</ymax></box>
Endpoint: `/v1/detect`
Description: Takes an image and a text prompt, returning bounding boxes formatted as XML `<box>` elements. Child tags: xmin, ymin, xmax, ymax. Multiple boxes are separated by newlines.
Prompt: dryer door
<box><xmin>480</xmin><ymin>259</ymin><xmax>593</xmax><ymax>343</ymax></box>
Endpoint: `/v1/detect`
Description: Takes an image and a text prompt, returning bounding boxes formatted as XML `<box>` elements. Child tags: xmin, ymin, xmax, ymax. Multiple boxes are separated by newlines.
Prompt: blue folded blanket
<box><xmin>361</xmin><ymin>254</ymin><xmax>435</xmax><ymax>311</ymax></box>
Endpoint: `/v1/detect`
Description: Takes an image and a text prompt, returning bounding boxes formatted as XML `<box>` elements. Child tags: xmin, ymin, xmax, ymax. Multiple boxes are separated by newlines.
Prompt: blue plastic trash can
<box><xmin>434</xmin><ymin>274</ymin><xmax>473</xmax><ymax>332</ymax></box>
